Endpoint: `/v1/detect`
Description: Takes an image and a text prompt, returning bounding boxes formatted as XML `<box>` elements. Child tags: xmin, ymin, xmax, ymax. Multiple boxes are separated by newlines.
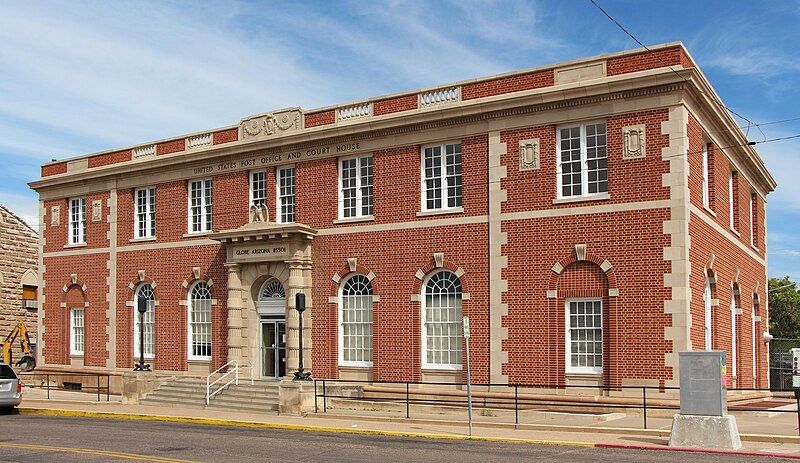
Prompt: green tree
<box><xmin>769</xmin><ymin>277</ymin><xmax>800</xmax><ymax>339</ymax></box>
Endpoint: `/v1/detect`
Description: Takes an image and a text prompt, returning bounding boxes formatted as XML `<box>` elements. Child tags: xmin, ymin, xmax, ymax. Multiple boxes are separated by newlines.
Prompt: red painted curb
<box><xmin>596</xmin><ymin>443</ymin><xmax>800</xmax><ymax>460</ymax></box>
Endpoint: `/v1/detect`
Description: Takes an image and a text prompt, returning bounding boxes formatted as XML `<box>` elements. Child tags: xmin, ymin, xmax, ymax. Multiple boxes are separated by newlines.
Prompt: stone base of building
<box><xmin>278</xmin><ymin>379</ymin><xmax>315</xmax><ymax>416</ymax></box>
<box><xmin>668</xmin><ymin>414</ymin><xmax>742</xmax><ymax>449</ymax></box>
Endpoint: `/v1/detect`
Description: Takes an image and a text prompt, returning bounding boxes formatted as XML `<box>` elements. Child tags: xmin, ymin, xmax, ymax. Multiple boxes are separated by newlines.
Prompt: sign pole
<box><xmin>463</xmin><ymin>316</ymin><xmax>472</xmax><ymax>437</ymax></box>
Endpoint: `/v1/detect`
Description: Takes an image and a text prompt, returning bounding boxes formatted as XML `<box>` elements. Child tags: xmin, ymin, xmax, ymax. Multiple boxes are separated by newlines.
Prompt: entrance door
<box><xmin>261</xmin><ymin>319</ymin><xmax>286</xmax><ymax>379</ymax></box>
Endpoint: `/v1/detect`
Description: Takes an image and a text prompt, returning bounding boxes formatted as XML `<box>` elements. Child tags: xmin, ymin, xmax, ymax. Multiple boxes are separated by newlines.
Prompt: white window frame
<box><xmin>187</xmin><ymin>281</ymin><xmax>212</xmax><ymax>361</ymax></box>
<box><xmin>701</xmin><ymin>143</ymin><xmax>710</xmax><ymax>208</ymax></box>
<box><xmin>68</xmin><ymin>197</ymin><xmax>86</xmax><ymax>245</ymax></box>
<box><xmin>728</xmin><ymin>172</ymin><xmax>735</xmax><ymax>230</ymax></box>
<box><xmin>187</xmin><ymin>178</ymin><xmax>212</xmax><ymax>233</ymax></box>
<box><xmin>420</xmin><ymin>142</ymin><xmax>462</xmax><ymax>212</ymax></box>
<box><xmin>276</xmin><ymin>165</ymin><xmax>296</xmax><ymax>223</ymax></box>
<box><xmin>134</xmin><ymin>187</ymin><xmax>156</xmax><ymax>239</ymax></box>
<box><xmin>250</xmin><ymin>170</ymin><xmax>267</xmax><ymax>206</ymax></box>
<box><xmin>421</xmin><ymin>270</ymin><xmax>463</xmax><ymax>370</ymax></box>
<box><xmin>731</xmin><ymin>296</ymin><xmax>737</xmax><ymax>378</ymax></box>
<box><xmin>133</xmin><ymin>283</ymin><xmax>156</xmax><ymax>360</ymax></box>
<box><xmin>749</xmin><ymin>193</ymin><xmax>755</xmax><ymax>246</ymax></box>
<box><xmin>751</xmin><ymin>306</ymin><xmax>757</xmax><ymax>380</ymax></box>
<box><xmin>338</xmin><ymin>274</ymin><xmax>374</xmax><ymax>367</ymax></box>
<box><xmin>565</xmin><ymin>298</ymin><xmax>603</xmax><ymax>374</ymax></box>
<box><xmin>338</xmin><ymin>154</ymin><xmax>374</xmax><ymax>219</ymax></box>
<box><xmin>704</xmin><ymin>278</ymin><xmax>713</xmax><ymax>350</ymax></box>
<box><xmin>70</xmin><ymin>307</ymin><xmax>84</xmax><ymax>356</ymax></box>
<box><xmin>556</xmin><ymin>121</ymin><xmax>608</xmax><ymax>199</ymax></box>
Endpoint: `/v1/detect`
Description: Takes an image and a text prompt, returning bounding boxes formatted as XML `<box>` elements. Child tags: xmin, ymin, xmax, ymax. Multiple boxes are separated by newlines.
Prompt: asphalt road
<box><xmin>0</xmin><ymin>413</ymin><xmax>792</xmax><ymax>463</ymax></box>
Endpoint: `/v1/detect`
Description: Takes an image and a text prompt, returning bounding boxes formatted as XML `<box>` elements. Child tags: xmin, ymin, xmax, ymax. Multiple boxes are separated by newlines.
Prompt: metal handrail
<box><xmin>239</xmin><ymin>363</ymin><xmax>255</xmax><ymax>385</ymax></box>
<box><xmin>206</xmin><ymin>360</ymin><xmax>239</xmax><ymax>405</ymax></box>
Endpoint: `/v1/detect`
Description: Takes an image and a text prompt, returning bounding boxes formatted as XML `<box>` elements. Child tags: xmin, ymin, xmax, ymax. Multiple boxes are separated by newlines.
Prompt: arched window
<box><xmin>704</xmin><ymin>278</ymin><xmax>713</xmax><ymax>350</ymax></box>
<box><xmin>134</xmin><ymin>283</ymin><xmax>155</xmax><ymax>359</ymax></box>
<box><xmin>422</xmin><ymin>270</ymin><xmax>462</xmax><ymax>369</ymax></box>
<box><xmin>339</xmin><ymin>274</ymin><xmax>373</xmax><ymax>366</ymax></box>
<box><xmin>732</xmin><ymin>283</ymin><xmax>741</xmax><ymax>378</ymax></box>
<box><xmin>257</xmin><ymin>278</ymin><xmax>286</xmax><ymax>316</ymax></box>
<box><xmin>188</xmin><ymin>281</ymin><xmax>212</xmax><ymax>360</ymax></box>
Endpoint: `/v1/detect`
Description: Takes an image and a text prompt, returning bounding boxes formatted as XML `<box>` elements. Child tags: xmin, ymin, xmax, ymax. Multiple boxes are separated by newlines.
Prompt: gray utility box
<box><xmin>679</xmin><ymin>350</ymin><xmax>727</xmax><ymax>416</ymax></box>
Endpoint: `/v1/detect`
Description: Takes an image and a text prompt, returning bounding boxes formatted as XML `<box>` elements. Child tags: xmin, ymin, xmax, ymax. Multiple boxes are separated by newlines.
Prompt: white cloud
<box><xmin>0</xmin><ymin>191</ymin><xmax>39</xmax><ymax>230</ymax></box>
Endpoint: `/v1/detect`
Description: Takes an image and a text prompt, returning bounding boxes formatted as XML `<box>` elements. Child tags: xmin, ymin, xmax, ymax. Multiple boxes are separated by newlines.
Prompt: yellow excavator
<box><xmin>2</xmin><ymin>320</ymin><xmax>36</xmax><ymax>372</ymax></box>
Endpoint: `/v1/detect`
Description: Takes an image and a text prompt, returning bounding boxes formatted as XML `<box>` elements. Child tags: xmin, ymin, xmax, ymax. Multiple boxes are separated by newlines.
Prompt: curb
<box><xmin>17</xmin><ymin>407</ymin><xmax>800</xmax><ymax>459</ymax></box>
<box><xmin>17</xmin><ymin>408</ymin><xmax>596</xmax><ymax>448</ymax></box>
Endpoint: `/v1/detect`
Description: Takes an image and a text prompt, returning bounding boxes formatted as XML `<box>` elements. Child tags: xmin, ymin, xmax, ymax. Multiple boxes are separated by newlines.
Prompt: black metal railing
<box><xmin>313</xmin><ymin>379</ymin><xmax>800</xmax><ymax>435</ymax></box>
<box><xmin>19</xmin><ymin>372</ymin><xmax>111</xmax><ymax>402</ymax></box>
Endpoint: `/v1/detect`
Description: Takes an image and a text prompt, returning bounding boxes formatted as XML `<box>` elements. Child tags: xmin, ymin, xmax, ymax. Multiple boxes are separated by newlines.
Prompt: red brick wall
<box><xmin>311</xmin><ymin>223</ymin><xmax>489</xmax><ymax>382</ymax></box>
<box><xmin>157</xmin><ymin>139</ymin><xmax>186</xmax><ymax>155</ymax></box>
<box><xmin>88</xmin><ymin>150</ymin><xmax>131</xmax><ymax>169</ymax></box>
<box><xmin>502</xmin><ymin>209</ymin><xmax>671</xmax><ymax>385</ymax></box>
<box><xmin>115</xmin><ymin>246</ymin><xmax>228</xmax><ymax>371</ymax></box>
<box><xmin>213</xmin><ymin>128</ymin><xmax>238</xmax><ymax>145</ymax></box>
<box><xmin>42</xmin><ymin>254</ymin><xmax>109</xmax><ymax>366</ymax></box>
<box><xmin>607</xmin><ymin>46</ymin><xmax>692</xmax><ymax>76</ymax></box>
<box><xmin>43</xmin><ymin>192</ymin><xmax>110</xmax><ymax>253</ymax></box>
<box><xmin>687</xmin><ymin>114</ymin><xmax>768</xmax><ymax>388</ymax></box>
<box><xmin>42</xmin><ymin>162</ymin><xmax>67</xmax><ymax>177</ymax></box>
<box><xmin>374</xmin><ymin>95</ymin><xmax>418</xmax><ymax>116</ymax></box>
<box><xmin>462</xmin><ymin>69</ymin><xmax>554</xmax><ymax>100</ymax></box>
<box><xmin>305</xmin><ymin>110</ymin><xmax>336</xmax><ymax>128</ymax></box>
<box><xmin>500</xmin><ymin>109</ymin><xmax>671</xmax><ymax>213</ymax></box>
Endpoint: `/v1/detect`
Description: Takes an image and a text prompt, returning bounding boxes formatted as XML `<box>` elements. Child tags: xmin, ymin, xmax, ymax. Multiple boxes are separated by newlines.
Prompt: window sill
<box><xmin>63</xmin><ymin>243</ymin><xmax>87</xmax><ymax>249</ymax></box>
<box><xmin>187</xmin><ymin>358</ymin><xmax>211</xmax><ymax>363</ymax></box>
<box><xmin>751</xmin><ymin>245</ymin><xmax>760</xmax><ymax>252</ymax></box>
<box><xmin>702</xmin><ymin>204</ymin><xmax>717</xmax><ymax>218</ymax></box>
<box><xmin>338</xmin><ymin>362</ymin><xmax>374</xmax><ymax>369</ymax></box>
<box><xmin>421</xmin><ymin>366</ymin><xmax>463</xmax><ymax>372</ymax></box>
<box><xmin>133</xmin><ymin>356</ymin><xmax>156</xmax><ymax>361</ymax></box>
<box><xmin>333</xmin><ymin>215</ymin><xmax>375</xmax><ymax>225</ymax></box>
<box><xmin>416</xmin><ymin>207</ymin><xmax>464</xmax><ymax>218</ymax></box>
<box><xmin>565</xmin><ymin>370</ymin><xmax>602</xmax><ymax>376</ymax></box>
<box><xmin>130</xmin><ymin>236</ymin><xmax>157</xmax><ymax>243</ymax></box>
<box><xmin>70</xmin><ymin>354</ymin><xmax>84</xmax><ymax>358</ymax></box>
<box><xmin>729</xmin><ymin>228</ymin><xmax>741</xmax><ymax>237</ymax></box>
<box><xmin>183</xmin><ymin>232</ymin><xmax>211</xmax><ymax>239</ymax></box>
<box><xmin>552</xmin><ymin>193</ymin><xmax>610</xmax><ymax>205</ymax></box>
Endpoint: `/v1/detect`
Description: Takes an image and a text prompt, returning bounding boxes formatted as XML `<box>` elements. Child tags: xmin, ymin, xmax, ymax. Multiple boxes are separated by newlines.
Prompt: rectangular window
<box><xmin>277</xmin><ymin>166</ymin><xmax>295</xmax><ymax>223</ymax></box>
<box><xmin>68</xmin><ymin>197</ymin><xmax>86</xmax><ymax>245</ymax></box>
<box><xmin>135</xmin><ymin>187</ymin><xmax>156</xmax><ymax>239</ymax></box>
<box><xmin>750</xmin><ymin>192</ymin><xmax>757</xmax><ymax>247</ymax></box>
<box><xmin>188</xmin><ymin>179</ymin><xmax>212</xmax><ymax>233</ymax></box>
<box><xmin>557</xmin><ymin>122</ymin><xmax>607</xmax><ymax>198</ymax></box>
<box><xmin>341</xmin><ymin>295</ymin><xmax>373</xmax><ymax>365</ymax></box>
<box><xmin>339</xmin><ymin>155</ymin><xmax>374</xmax><ymax>219</ymax></box>
<box><xmin>190</xmin><ymin>300</ymin><xmax>212</xmax><ymax>360</ymax></box>
<box><xmin>71</xmin><ymin>307</ymin><xmax>84</xmax><ymax>356</ymax></box>
<box><xmin>133</xmin><ymin>302</ymin><xmax>155</xmax><ymax>359</ymax></box>
<box><xmin>250</xmin><ymin>170</ymin><xmax>266</xmax><ymax>206</ymax></box>
<box><xmin>422</xmin><ymin>142</ymin><xmax>462</xmax><ymax>211</ymax></box>
<box><xmin>566</xmin><ymin>299</ymin><xmax>602</xmax><ymax>373</ymax></box>
<box><xmin>702</xmin><ymin>143</ymin><xmax>710</xmax><ymax>208</ymax></box>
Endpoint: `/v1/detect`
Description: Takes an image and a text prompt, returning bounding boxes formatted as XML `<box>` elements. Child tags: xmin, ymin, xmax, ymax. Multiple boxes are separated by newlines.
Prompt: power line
<box><xmin>587</xmin><ymin>0</ymin><xmax>767</xmax><ymax>142</ymax></box>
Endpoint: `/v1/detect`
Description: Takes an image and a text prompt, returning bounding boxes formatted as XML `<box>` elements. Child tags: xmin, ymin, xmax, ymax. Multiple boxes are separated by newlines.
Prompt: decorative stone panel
<box><xmin>622</xmin><ymin>124</ymin><xmax>646</xmax><ymax>159</ymax></box>
<box><xmin>91</xmin><ymin>200</ymin><xmax>103</xmax><ymax>222</ymax></box>
<box><xmin>519</xmin><ymin>138</ymin><xmax>540</xmax><ymax>171</ymax></box>
<box><xmin>50</xmin><ymin>206</ymin><xmax>60</xmax><ymax>226</ymax></box>
<box><xmin>240</xmin><ymin>108</ymin><xmax>303</xmax><ymax>141</ymax></box>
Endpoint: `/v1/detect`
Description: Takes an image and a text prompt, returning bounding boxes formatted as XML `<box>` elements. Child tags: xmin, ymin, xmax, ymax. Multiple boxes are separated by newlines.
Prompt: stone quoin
<box><xmin>29</xmin><ymin>42</ymin><xmax>775</xmax><ymax>390</ymax></box>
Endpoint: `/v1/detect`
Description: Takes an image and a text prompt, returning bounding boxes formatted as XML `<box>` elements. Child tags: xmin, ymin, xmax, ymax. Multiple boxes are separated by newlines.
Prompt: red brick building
<box><xmin>29</xmin><ymin>42</ymin><xmax>775</xmax><ymax>389</ymax></box>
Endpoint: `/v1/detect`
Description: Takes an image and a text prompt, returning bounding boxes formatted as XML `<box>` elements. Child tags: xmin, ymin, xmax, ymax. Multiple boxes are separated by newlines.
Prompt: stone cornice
<box><xmin>31</xmin><ymin>69</ymin><xmax>692</xmax><ymax>192</ymax></box>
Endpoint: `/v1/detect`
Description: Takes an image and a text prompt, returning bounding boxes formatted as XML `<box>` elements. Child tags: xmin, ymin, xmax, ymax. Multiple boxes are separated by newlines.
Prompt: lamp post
<box><xmin>133</xmin><ymin>294</ymin><xmax>151</xmax><ymax>371</ymax></box>
<box><xmin>293</xmin><ymin>292</ymin><xmax>311</xmax><ymax>380</ymax></box>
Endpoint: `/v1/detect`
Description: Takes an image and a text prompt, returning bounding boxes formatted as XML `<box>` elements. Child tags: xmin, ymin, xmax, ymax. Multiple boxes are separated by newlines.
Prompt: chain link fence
<box><xmin>770</xmin><ymin>338</ymin><xmax>800</xmax><ymax>390</ymax></box>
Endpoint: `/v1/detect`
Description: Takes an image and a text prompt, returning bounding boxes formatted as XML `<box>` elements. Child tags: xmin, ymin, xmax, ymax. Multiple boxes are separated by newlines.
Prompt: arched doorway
<box><xmin>257</xmin><ymin>278</ymin><xmax>286</xmax><ymax>379</ymax></box>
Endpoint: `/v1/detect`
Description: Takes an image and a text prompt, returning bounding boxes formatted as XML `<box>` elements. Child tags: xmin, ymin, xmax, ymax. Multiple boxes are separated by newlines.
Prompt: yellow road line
<box><xmin>0</xmin><ymin>441</ymin><xmax>201</xmax><ymax>463</ymax></box>
<box><xmin>19</xmin><ymin>407</ymin><xmax>596</xmax><ymax>448</ymax></box>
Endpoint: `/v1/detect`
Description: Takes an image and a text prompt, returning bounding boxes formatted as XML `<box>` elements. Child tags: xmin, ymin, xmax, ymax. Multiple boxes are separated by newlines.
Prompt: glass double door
<box><xmin>260</xmin><ymin>318</ymin><xmax>286</xmax><ymax>379</ymax></box>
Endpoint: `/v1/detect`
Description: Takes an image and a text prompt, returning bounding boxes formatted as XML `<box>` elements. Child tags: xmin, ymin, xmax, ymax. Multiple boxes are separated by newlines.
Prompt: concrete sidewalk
<box><xmin>14</xmin><ymin>395</ymin><xmax>800</xmax><ymax>459</ymax></box>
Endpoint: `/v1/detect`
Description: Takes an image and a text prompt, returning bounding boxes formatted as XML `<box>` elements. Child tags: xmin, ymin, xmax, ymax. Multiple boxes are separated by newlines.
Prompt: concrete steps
<box><xmin>140</xmin><ymin>377</ymin><xmax>280</xmax><ymax>414</ymax></box>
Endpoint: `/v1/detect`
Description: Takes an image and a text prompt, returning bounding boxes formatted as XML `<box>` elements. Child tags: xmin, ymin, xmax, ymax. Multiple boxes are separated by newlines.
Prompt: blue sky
<box><xmin>1</xmin><ymin>0</ymin><xmax>799</xmax><ymax>279</ymax></box>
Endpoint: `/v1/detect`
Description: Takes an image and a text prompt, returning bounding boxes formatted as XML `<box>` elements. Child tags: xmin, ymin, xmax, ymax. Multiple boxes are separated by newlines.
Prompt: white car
<box><xmin>0</xmin><ymin>363</ymin><xmax>22</xmax><ymax>410</ymax></box>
